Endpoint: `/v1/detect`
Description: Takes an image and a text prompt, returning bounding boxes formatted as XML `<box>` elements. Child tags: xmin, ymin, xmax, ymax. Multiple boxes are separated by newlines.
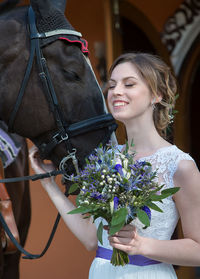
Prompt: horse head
<box><xmin>0</xmin><ymin>0</ymin><xmax>117</xmax><ymax>180</ymax></box>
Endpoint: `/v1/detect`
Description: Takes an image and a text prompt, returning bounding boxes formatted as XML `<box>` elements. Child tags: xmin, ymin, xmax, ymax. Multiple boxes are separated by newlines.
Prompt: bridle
<box><xmin>8</xmin><ymin>6</ymin><xmax>117</xmax><ymax>179</ymax></box>
<box><xmin>0</xmin><ymin>6</ymin><xmax>117</xmax><ymax>259</ymax></box>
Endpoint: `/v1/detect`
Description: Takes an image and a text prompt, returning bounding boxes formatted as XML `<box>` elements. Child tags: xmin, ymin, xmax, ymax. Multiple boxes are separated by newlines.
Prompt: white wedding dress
<box><xmin>89</xmin><ymin>145</ymin><xmax>194</xmax><ymax>279</ymax></box>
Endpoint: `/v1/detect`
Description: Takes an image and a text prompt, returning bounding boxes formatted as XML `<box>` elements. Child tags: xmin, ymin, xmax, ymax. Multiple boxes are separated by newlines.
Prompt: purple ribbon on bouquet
<box><xmin>96</xmin><ymin>246</ymin><xmax>161</xmax><ymax>266</ymax></box>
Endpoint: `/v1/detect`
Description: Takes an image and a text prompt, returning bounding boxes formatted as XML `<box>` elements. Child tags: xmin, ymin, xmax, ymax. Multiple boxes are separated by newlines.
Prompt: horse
<box><xmin>0</xmin><ymin>0</ymin><xmax>116</xmax><ymax>278</ymax></box>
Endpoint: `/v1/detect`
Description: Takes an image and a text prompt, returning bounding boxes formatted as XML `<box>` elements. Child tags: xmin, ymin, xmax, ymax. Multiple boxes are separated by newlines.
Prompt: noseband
<box><xmin>8</xmin><ymin>6</ymin><xmax>117</xmax><ymax>175</ymax></box>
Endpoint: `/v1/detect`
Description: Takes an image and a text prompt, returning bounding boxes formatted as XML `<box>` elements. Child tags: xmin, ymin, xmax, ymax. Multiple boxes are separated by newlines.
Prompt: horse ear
<box><xmin>30</xmin><ymin>0</ymin><xmax>73</xmax><ymax>46</ymax></box>
<box><xmin>30</xmin><ymin>0</ymin><xmax>53</xmax><ymax>19</ymax></box>
<box><xmin>51</xmin><ymin>0</ymin><xmax>67</xmax><ymax>13</ymax></box>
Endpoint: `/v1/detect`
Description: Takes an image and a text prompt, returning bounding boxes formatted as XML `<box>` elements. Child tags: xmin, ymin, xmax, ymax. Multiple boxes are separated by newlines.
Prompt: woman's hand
<box><xmin>29</xmin><ymin>145</ymin><xmax>55</xmax><ymax>175</ymax></box>
<box><xmin>108</xmin><ymin>224</ymin><xmax>143</xmax><ymax>255</ymax></box>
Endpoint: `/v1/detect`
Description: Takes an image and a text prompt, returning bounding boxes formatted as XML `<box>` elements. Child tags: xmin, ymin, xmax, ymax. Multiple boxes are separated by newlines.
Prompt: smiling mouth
<box><xmin>113</xmin><ymin>101</ymin><xmax>128</xmax><ymax>107</ymax></box>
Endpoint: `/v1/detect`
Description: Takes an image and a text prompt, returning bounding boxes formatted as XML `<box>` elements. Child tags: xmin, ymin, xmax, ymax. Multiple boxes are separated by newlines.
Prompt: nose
<box><xmin>113</xmin><ymin>82</ymin><xmax>123</xmax><ymax>96</ymax></box>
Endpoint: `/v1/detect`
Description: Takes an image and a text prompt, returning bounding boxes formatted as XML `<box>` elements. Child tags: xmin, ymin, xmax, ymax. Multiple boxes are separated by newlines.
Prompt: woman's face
<box><xmin>107</xmin><ymin>62</ymin><xmax>153</xmax><ymax>124</ymax></box>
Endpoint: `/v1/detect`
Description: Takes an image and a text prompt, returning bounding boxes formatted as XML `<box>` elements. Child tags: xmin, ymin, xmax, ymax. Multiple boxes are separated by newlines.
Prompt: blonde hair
<box><xmin>109</xmin><ymin>52</ymin><xmax>177</xmax><ymax>138</ymax></box>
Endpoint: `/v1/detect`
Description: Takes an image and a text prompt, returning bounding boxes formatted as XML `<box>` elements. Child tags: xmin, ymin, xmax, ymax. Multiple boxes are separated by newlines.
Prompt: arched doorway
<box><xmin>175</xmin><ymin>34</ymin><xmax>200</xmax><ymax>161</ymax></box>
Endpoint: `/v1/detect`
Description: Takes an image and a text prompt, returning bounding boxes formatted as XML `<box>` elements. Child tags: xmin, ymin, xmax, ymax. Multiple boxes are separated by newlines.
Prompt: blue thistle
<box><xmin>114</xmin><ymin>164</ymin><xmax>123</xmax><ymax>176</ymax></box>
<box><xmin>142</xmin><ymin>206</ymin><xmax>151</xmax><ymax>220</ymax></box>
<box><xmin>113</xmin><ymin>196</ymin><xmax>119</xmax><ymax>210</ymax></box>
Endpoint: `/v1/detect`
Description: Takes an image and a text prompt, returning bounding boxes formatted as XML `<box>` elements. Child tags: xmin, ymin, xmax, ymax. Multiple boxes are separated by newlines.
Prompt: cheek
<box><xmin>131</xmin><ymin>90</ymin><xmax>151</xmax><ymax>105</ymax></box>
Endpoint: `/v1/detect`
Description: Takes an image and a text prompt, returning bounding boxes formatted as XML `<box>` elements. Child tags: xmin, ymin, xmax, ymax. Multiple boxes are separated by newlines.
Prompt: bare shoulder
<box><xmin>173</xmin><ymin>158</ymin><xmax>200</xmax><ymax>240</ymax></box>
<box><xmin>173</xmin><ymin>159</ymin><xmax>200</xmax><ymax>199</ymax></box>
<box><xmin>174</xmin><ymin>159</ymin><xmax>199</xmax><ymax>183</ymax></box>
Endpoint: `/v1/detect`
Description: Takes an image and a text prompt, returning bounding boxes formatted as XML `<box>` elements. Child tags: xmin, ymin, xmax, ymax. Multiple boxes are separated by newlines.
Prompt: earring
<box><xmin>151</xmin><ymin>98</ymin><xmax>156</xmax><ymax>110</ymax></box>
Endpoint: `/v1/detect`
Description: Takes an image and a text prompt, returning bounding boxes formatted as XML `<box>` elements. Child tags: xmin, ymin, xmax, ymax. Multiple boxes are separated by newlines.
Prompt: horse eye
<box><xmin>63</xmin><ymin>69</ymin><xmax>81</xmax><ymax>82</ymax></box>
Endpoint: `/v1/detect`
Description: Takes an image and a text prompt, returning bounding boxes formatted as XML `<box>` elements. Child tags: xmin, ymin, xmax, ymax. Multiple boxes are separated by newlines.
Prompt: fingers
<box><xmin>108</xmin><ymin>225</ymin><xmax>137</xmax><ymax>246</ymax></box>
<box><xmin>29</xmin><ymin>145</ymin><xmax>39</xmax><ymax>158</ymax></box>
<box><xmin>109</xmin><ymin>224</ymin><xmax>136</xmax><ymax>238</ymax></box>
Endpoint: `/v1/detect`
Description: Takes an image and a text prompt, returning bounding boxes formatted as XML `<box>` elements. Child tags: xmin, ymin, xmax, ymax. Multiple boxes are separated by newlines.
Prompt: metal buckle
<box><xmin>59</xmin><ymin>149</ymin><xmax>79</xmax><ymax>180</ymax></box>
<box><xmin>53</xmin><ymin>133</ymin><xmax>68</xmax><ymax>144</ymax></box>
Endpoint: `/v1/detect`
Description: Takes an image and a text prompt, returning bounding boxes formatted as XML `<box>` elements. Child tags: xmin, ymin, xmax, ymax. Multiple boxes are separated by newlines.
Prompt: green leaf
<box><xmin>75</xmin><ymin>194</ymin><xmax>81</xmax><ymax>206</ymax></box>
<box><xmin>161</xmin><ymin>187</ymin><xmax>180</xmax><ymax>196</ymax></box>
<box><xmin>97</xmin><ymin>221</ymin><xmax>103</xmax><ymax>245</ymax></box>
<box><xmin>151</xmin><ymin>187</ymin><xmax>180</xmax><ymax>201</ymax></box>
<box><xmin>124</xmin><ymin>141</ymin><xmax>129</xmax><ymax>154</ymax></box>
<box><xmin>137</xmin><ymin>209</ymin><xmax>150</xmax><ymax>227</ymax></box>
<box><xmin>175</xmin><ymin>94</ymin><xmax>179</xmax><ymax>101</ymax></box>
<box><xmin>109</xmin><ymin>221</ymin><xmax>125</xmax><ymax>236</ymax></box>
<box><xmin>146</xmin><ymin>201</ymin><xmax>163</xmax><ymax>213</ymax></box>
<box><xmin>67</xmin><ymin>206</ymin><xmax>91</xmax><ymax>215</ymax></box>
<box><xmin>111</xmin><ymin>208</ymin><xmax>128</xmax><ymax>226</ymax></box>
<box><xmin>130</xmin><ymin>139</ymin><xmax>134</xmax><ymax>148</ymax></box>
<box><xmin>68</xmin><ymin>183</ymin><xmax>79</xmax><ymax>194</ymax></box>
<box><xmin>150</xmin><ymin>194</ymin><xmax>164</xmax><ymax>201</ymax></box>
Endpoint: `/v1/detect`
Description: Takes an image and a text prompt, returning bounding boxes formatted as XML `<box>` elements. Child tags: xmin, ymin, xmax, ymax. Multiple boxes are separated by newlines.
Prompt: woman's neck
<box><xmin>124</xmin><ymin>120</ymin><xmax>169</xmax><ymax>156</ymax></box>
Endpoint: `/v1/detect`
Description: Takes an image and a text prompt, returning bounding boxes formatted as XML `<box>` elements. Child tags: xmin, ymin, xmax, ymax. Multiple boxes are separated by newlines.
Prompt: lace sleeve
<box><xmin>172</xmin><ymin>152</ymin><xmax>194</xmax><ymax>178</ymax></box>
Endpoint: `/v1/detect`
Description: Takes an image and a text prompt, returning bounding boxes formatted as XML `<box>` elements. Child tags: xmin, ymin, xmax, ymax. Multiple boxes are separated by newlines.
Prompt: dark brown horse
<box><xmin>0</xmin><ymin>0</ymin><xmax>116</xmax><ymax>278</ymax></box>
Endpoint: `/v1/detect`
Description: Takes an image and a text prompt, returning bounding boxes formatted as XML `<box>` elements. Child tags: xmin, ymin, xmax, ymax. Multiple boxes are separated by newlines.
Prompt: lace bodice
<box><xmin>95</xmin><ymin>145</ymin><xmax>194</xmax><ymax>249</ymax></box>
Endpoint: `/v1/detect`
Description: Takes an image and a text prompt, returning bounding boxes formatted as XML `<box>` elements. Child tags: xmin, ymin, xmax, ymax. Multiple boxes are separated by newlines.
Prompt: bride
<box><xmin>29</xmin><ymin>52</ymin><xmax>200</xmax><ymax>278</ymax></box>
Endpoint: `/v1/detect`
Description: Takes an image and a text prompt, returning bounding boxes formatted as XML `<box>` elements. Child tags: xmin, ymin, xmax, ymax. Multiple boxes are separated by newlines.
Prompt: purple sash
<box><xmin>96</xmin><ymin>246</ymin><xmax>161</xmax><ymax>266</ymax></box>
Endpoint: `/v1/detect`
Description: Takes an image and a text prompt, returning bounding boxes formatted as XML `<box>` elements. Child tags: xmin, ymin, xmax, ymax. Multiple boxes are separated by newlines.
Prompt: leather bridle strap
<box><xmin>0</xmin><ymin>203</ymin><xmax>62</xmax><ymax>259</ymax></box>
<box><xmin>33</xmin><ymin>113</ymin><xmax>116</xmax><ymax>160</ymax></box>
<box><xmin>8</xmin><ymin>25</ymin><xmax>36</xmax><ymax>132</ymax></box>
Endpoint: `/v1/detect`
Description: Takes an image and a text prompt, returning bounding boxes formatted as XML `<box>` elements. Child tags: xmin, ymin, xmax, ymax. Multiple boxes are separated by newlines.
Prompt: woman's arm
<box><xmin>29</xmin><ymin>146</ymin><xmax>98</xmax><ymax>251</ymax></box>
<box><xmin>109</xmin><ymin>160</ymin><xmax>200</xmax><ymax>266</ymax></box>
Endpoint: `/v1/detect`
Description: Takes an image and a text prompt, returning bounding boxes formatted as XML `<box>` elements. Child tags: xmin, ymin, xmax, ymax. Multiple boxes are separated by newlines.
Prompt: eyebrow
<box><xmin>109</xmin><ymin>76</ymin><xmax>138</xmax><ymax>82</ymax></box>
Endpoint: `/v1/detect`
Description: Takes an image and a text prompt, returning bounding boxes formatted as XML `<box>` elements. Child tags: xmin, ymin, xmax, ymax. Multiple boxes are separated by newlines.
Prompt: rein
<box><xmin>0</xmin><ymin>6</ymin><xmax>117</xmax><ymax>259</ymax></box>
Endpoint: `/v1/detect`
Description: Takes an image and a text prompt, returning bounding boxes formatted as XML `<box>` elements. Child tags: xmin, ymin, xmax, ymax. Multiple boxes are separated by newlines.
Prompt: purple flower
<box><xmin>90</xmin><ymin>192</ymin><xmax>102</xmax><ymax>200</ymax></box>
<box><xmin>113</xmin><ymin>196</ymin><xmax>119</xmax><ymax>210</ymax></box>
<box><xmin>142</xmin><ymin>206</ymin><xmax>151</xmax><ymax>220</ymax></box>
<box><xmin>114</xmin><ymin>164</ymin><xmax>123</xmax><ymax>176</ymax></box>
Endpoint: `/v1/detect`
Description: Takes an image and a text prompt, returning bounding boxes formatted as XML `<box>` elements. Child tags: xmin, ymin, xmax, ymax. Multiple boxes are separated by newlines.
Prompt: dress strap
<box><xmin>96</xmin><ymin>246</ymin><xmax>161</xmax><ymax>266</ymax></box>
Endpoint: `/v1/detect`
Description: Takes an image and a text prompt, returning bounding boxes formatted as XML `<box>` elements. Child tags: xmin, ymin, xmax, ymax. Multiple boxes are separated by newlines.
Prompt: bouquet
<box><xmin>68</xmin><ymin>143</ymin><xmax>179</xmax><ymax>266</ymax></box>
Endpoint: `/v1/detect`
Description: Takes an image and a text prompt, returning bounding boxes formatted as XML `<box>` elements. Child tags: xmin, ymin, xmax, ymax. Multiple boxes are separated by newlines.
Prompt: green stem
<box><xmin>110</xmin><ymin>248</ymin><xmax>129</xmax><ymax>266</ymax></box>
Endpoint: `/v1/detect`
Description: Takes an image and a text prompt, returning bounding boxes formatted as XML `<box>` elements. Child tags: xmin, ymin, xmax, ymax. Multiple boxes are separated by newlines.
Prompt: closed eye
<box><xmin>125</xmin><ymin>83</ymin><xmax>135</xmax><ymax>87</ymax></box>
<box><xmin>63</xmin><ymin>69</ymin><xmax>81</xmax><ymax>82</ymax></box>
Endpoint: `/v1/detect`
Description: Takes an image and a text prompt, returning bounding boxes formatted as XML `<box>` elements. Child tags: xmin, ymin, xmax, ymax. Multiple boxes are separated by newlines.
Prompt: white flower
<box><xmin>123</xmin><ymin>158</ymin><xmax>128</xmax><ymax>169</ymax></box>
